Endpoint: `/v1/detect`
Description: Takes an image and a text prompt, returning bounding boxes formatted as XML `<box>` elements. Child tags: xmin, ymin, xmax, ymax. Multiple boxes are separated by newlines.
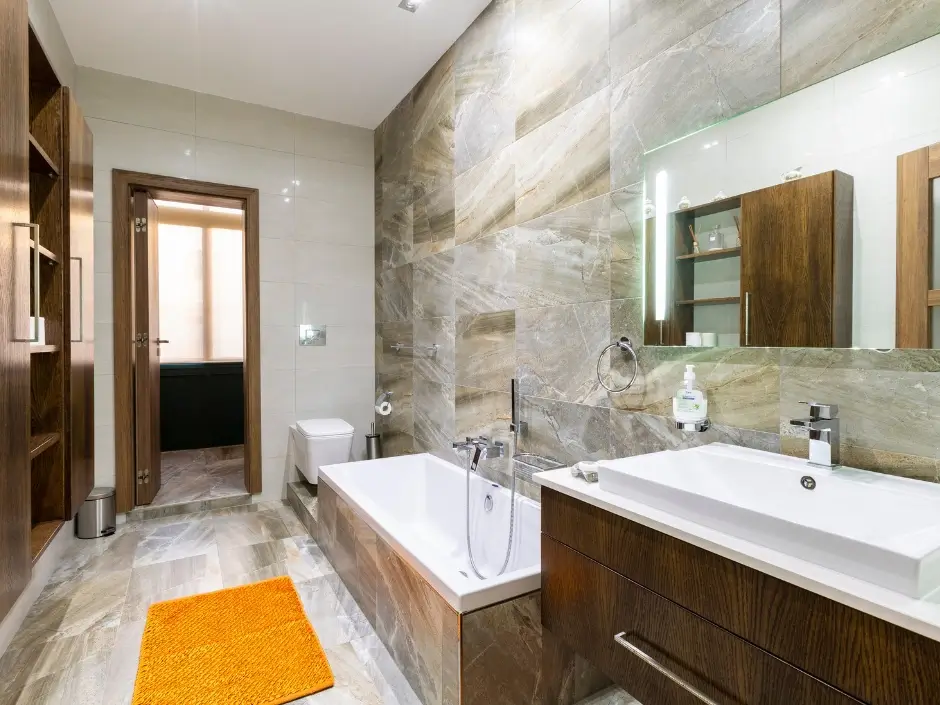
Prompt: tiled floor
<box><xmin>151</xmin><ymin>446</ymin><xmax>247</xmax><ymax>507</ymax></box>
<box><xmin>0</xmin><ymin>501</ymin><xmax>425</xmax><ymax>705</ymax></box>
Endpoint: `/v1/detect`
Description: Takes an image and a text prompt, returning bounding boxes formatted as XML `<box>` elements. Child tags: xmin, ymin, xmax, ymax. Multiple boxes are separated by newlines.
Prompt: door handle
<box><xmin>156</xmin><ymin>339</ymin><xmax>170</xmax><ymax>345</ymax></box>
<box><xmin>13</xmin><ymin>223</ymin><xmax>40</xmax><ymax>343</ymax></box>
<box><xmin>614</xmin><ymin>632</ymin><xmax>720</xmax><ymax>705</ymax></box>
<box><xmin>70</xmin><ymin>256</ymin><xmax>84</xmax><ymax>342</ymax></box>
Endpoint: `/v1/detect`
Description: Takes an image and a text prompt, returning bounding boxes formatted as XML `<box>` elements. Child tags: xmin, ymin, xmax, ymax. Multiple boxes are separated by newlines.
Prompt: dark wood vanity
<box><xmin>541</xmin><ymin>488</ymin><xmax>940</xmax><ymax>705</ymax></box>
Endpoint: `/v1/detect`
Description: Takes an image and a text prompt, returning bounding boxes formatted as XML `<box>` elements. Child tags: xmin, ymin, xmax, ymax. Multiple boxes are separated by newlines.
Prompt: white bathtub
<box><xmin>319</xmin><ymin>453</ymin><xmax>541</xmax><ymax>612</ymax></box>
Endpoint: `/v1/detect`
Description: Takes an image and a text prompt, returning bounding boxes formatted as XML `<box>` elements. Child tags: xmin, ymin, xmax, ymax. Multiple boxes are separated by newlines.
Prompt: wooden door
<box><xmin>896</xmin><ymin>142</ymin><xmax>940</xmax><ymax>347</ymax></box>
<box><xmin>740</xmin><ymin>172</ymin><xmax>834</xmax><ymax>347</ymax></box>
<box><xmin>66</xmin><ymin>91</ymin><xmax>95</xmax><ymax>515</ymax></box>
<box><xmin>0</xmin><ymin>0</ymin><xmax>33</xmax><ymax>620</ymax></box>
<box><xmin>133</xmin><ymin>192</ymin><xmax>162</xmax><ymax>504</ymax></box>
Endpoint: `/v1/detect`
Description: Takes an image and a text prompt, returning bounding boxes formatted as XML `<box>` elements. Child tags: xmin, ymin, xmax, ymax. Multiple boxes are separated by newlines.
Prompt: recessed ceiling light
<box><xmin>398</xmin><ymin>0</ymin><xmax>421</xmax><ymax>13</ymax></box>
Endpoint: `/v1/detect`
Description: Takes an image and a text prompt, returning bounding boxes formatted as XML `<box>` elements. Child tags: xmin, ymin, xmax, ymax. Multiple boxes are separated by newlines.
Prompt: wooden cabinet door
<box><xmin>66</xmin><ymin>90</ymin><xmax>94</xmax><ymax>515</ymax></box>
<box><xmin>0</xmin><ymin>0</ymin><xmax>33</xmax><ymax>621</ymax></box>
<box><xmin>740</xmin><ymin>172</ymin><xmax>834</xmax><ymax>347</ymax></box>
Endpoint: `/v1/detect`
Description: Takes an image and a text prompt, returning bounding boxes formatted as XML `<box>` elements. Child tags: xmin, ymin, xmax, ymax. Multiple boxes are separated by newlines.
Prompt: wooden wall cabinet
<box><xmin>645</xmin><ymin>171</ymin><xmax>854</xmax><ymax>348</ymax></box>
<box><xmin>0</xmin><ymin>4</ymin><xmax>96</xmax><ymax>624</ymax></box>
<box><xmin>541</xmin><ymin>488</ymin><xmax>940</xmax><ymax>705</ymax></box>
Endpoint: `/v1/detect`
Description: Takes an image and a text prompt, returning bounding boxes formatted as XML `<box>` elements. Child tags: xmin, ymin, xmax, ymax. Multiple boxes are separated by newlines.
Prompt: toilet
<box><xmin>290</xmin><ymin>418</ymin><xmax>355</xmax><ymax>484</ymax></box>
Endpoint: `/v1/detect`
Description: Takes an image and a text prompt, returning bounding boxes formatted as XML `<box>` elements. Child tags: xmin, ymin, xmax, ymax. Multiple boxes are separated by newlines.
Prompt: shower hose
<box><xmin>464</xmin><ymin>449</ymin><xmax>517</xmax><ymax>580</ymax></box>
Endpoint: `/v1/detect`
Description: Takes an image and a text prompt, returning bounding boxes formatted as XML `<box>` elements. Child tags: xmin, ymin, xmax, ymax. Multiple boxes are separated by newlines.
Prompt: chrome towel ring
<box><xmin>597</xmin><ymin>336</ymin><xmax>639</xmax><ymax>393</ymax></box>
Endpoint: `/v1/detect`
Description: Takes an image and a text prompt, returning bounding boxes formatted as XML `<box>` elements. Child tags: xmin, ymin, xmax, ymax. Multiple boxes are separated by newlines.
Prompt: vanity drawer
<box><xmin>542</xmin><ymin>487</ymin><xmax>940</xmax><ymax>705</ymax></box>
<box><xmin>542</xmin><ymin>536</ymin><xmax>863</xmax><ymax>705</ymax></box>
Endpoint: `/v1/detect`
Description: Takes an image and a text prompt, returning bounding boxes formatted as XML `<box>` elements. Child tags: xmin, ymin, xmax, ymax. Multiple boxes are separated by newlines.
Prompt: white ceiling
<box><xmin>49</xmin><ymin>0</ymin><xmax>489</xmax><ymax>129</ymax></box>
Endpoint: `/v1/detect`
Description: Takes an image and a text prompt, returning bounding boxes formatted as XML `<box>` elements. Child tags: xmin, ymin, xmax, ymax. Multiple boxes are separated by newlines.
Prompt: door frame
<box><xmin>111</xmin><ymin>169</ymin><xmax>262</xmax><ymax>512</ymax></box>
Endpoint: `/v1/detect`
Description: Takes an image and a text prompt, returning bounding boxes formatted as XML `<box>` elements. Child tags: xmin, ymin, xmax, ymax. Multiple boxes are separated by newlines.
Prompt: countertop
<box><xmin>534</xmin><ymin>468</ymin><xmax>940</xmax><ymax>643</ymax></box>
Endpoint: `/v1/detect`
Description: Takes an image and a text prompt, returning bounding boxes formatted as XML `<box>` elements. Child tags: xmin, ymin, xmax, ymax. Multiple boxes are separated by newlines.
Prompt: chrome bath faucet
<box><xmin>789</xmin><ymin>401</ymin><xmax>840</xmax><ymax>468</ymax></box>
<box><xmin>453</xmin><ymin>436</ymin><xmax>505</xmax><ymax>473</ymax></box>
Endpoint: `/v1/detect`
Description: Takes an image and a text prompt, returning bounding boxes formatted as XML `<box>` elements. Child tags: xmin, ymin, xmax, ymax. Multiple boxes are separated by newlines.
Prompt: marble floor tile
<box><xmin>2</xmin><ymin>486</ymin><xmax>421</xmax><ymax>705</ymax></box>
<box><xmin>150</xmin><ymin>446</ymin><xmax>247</xmax><ymax>508</ymax></box>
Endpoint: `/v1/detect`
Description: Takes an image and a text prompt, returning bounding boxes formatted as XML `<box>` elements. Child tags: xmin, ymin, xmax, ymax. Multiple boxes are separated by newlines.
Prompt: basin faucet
<box><xmin>789</xmin><ymin>402</ymin><xmax>840</xmax><ymax>468</ymax></box>
<box><xmin>452</xmin><ymin>436</ymin><xmax>505</xmax><ymax>473</ymax></box>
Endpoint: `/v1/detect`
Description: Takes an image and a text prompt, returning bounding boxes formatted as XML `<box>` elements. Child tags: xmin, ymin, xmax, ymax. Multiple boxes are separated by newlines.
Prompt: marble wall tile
<box><xmin>414</xmin><ymin>316</ymin><xmax>456</xmax><ymax>385</ymax></box>
<box><xmin>380</xmin><ymin>94</ymin><xmax>416</xmax><ymax>219</ymax></box>
<box><xmin>454</xmin><ymin>229</ymin><xmax>516</xmax><ymax>315</ymax></box>
<box><xmin>611</xmin><ymin>0</ymin><xmax>780</xmax><ymax>188</ymax></box>
<box><xmin>519</xmin><ymin>396</ymin><xmax>611</xmax><ymax>465</ymax></box>
<box><xmin>412</xmin><ymin>127</ymin><xmax>454</xmax><ymax>203</ymax></box>
<box><xmin>441</xmin><ymin>608</ymin><xmax>460</xmax><ymax>705</ymax></box>
<box><xmin>515</xmin><ymin>87</ymin><xmax>610</xmax><ymax>224</ymax></box>
<box><xmin>455</xmin><ymin>145</ymin><xmax>515</xmax><ymax>245</ymax></box>
<box><xmin>377</xmin><ymin>321</ymin><xmax>414</xmax><ymax>378</ymax></box>
<box><xmin>413</xmin><ymin>379</ymin><xmax>456</xmax><ymax>453</ymax></box>
<box><xmin>412</xmin><ymin>186</ymin><xmax>455</xmax><ymax>261</ymax></box>
<box><xmin>376</xmin><ymin>539</ymin><xmax>447</xmax><ymax>705</ymax></box>
<box><xmin>779</xmin><ymin>348</ymin><xmax>940</xmax><ymax>472</ymax></box>
<box><xmin>379</xmin><ymin>203</ymin><xmax>413</xmax><ymax>270</ymax></box>
<box><xmin>460</xmin><ymin>591</ymin><xmax>543</xmax><ymax>705</ymax></box>
<box><xmin>456</xmin><ymin>311</ymin><xmax>516</xmax><ymax>392</ymax></box>
<box><xmin>455</xmin><ymin>0</ymin><xmax>515</xmax><ymax>175</ymax></box>
<box><xmin>609</xmin><ymin>409</ymin><xmax>780</xmax><ymax>457</ymax></box>
<box><xmin>542</xmin><ymin>628</ymin><xmax>615</xmax><ymax>705</ymax></box>
<box><xmin>610</xmin><ymin>185</ymin><xmax>644</xmax><ymax>300</ymax></box>
<box><xmin>413</xmin><ymin>251</ymin><xmax>455</xmax><ymax>319</ymax></box>
<box><xmin>413</xmin><ymin>49</ymin><xmax>455</xmax><ymax>144</ymax></box>
<box><xmin>455</xmin><ymin>386</ymin><xmax>515</xmax><ymax>488</ymax></box>
<box><xmin>612</xmin><ymin>346</ymin><xmax>781</xmax><ymax>433</ymax></box>
<box><xmin>517</xmin><ymin>301</ymin><xmax>611</xmax><ymax>407</ymax></box>
<box><xmin>514</xmin><ymin>0</ymin><xmax>610</xmax><ymax>139</ymax></box>
<box><xmin>610</xmin><ymin>0</ymin><xmax>749</xmax><ymax>81</ymax></box>
<box><xmin>377</xmin><ymin>320</ymin><xmax>415</xmax><ymax>457</ymax></box>
<box><xmin>781</xmin><ymin>0</ymin><xmax>940</xmax><ymax>94</ymax></box>
<box><xmin>609</xmin><ymin>298</ymin><xmax>644</xmax><ymax>356</ymax></box>
<box><xmin>377</xmin><ymin>264</ymin><xmax>414</xmax><ymax>323</ymax></box>
<box><xmin>515</xmin><ymin>194</ymin><xmax>611</xmax><ymax>308</ymax></box>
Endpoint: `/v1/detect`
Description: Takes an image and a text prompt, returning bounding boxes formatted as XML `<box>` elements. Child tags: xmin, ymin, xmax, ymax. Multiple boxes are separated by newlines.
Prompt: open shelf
<box><xmin>30</xmin><ymin>345</ymin><xmax>59</xmax><ymax>355</ymax></box>
<box><xmin>676</xmin><ymin>296</ymin><xmax>741</xmax><ymax>306</ymax></box>
<box><xmin>28</xmin><ymin>132</ymin><xmax>59</xmax><ymax>177</ymax></box>
<box><xmin>29</xmin><ymin>432</ymin><xmax>60</xmax><ymax>460</ymax></box>
<box><xmin>30</xmin><ymin>239</ymin><xmax>59</xmax><ymax>263</ymax></box>
<box><xmin>677</xmin><ymin>246</ymin><xmax>741</xmax><ymax>261</ymax></box>
<box><xmin>30</xmin><ymin>520</ymin><xmax>63</xmax><ymax>563</ymax></box>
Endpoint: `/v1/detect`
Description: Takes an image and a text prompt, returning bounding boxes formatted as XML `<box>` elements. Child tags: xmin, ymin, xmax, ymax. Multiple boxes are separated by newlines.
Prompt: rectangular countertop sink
<box><xmin>597</xmin><ymin>444</ymin><xmax>940</xmax><ymax>598</ymax></box>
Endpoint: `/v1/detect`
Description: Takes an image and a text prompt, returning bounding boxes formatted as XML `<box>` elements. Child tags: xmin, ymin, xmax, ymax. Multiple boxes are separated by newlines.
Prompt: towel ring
<box><xmin>597</xmin><ymin>336</ymin><xmax>639</xmax><ymax>393</ymax></box>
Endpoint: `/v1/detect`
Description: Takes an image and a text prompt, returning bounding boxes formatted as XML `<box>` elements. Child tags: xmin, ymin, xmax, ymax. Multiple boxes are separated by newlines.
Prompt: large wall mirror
<box><xmin>641</xmin><ymin>33</ymin><xmax>940</xmax><ymax>349</ymax></box>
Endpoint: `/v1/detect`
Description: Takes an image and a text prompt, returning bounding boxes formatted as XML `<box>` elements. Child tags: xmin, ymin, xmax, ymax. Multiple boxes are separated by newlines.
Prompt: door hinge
<box><xmin>135</xmin><ymin>333</ymin><xmax>148</xmax><ymax>347</ymax></box>
<box><xmin>137</xmin><ymin>468</ymin><xmax>151</xmax><ymax>484</ymax></box>
<box><xmin>134</xmin><ymin>217</ymin><xmax>147</xmax><ymax>233</ymax></box>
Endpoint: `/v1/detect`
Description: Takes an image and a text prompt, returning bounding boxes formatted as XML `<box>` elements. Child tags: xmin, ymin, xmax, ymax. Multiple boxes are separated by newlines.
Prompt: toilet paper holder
<box><xmin>375</xmin><ymin>391</ymin><xmax>393</xmax><ymax>407</ymax></box>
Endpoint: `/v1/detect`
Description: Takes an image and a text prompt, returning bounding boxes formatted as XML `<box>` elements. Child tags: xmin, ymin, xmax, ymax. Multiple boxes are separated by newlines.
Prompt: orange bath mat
<box><xmin>132</xmin><ymin>576</ymin><xmax>333</xmax><ymax>705</ymax></box>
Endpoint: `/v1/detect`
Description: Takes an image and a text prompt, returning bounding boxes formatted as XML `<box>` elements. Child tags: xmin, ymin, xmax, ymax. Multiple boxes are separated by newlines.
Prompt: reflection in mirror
<box><xmin>933</xmin><ymin>180</ymin><xmax>940</xmax><ymax>349</ymax></box>
<box><xmin>639</xmin><ymin>33</ymin><xmax>940</xmax><ymax>349</ymax></box>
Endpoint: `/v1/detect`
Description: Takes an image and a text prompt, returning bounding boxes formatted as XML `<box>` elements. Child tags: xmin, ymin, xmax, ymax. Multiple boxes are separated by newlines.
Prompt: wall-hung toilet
<box><xmin>290</xmin><ymin>418</ymin><xmax>355</xmax><ymax>484</ymax></box>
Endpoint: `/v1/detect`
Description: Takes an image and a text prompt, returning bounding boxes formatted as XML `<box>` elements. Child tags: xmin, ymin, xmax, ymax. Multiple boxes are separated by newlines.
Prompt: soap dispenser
<box><xmin>673</xmin><ymin>364</ymin><xmax>709</xmax><ymax>432</ymax></box>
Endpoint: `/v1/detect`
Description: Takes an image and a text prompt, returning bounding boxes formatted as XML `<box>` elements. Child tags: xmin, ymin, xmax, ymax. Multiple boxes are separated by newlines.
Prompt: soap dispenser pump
<box><xmin>673</xmin><ymin>364</ymin><xmax>710</xmax><ymax>432</ymax></box>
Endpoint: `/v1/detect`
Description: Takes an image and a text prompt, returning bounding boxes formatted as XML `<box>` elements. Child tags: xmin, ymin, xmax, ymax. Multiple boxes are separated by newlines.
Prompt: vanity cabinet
<box><xmin>541</xmin><ymin>488</ymin><xmax>940</xmax><ymax>705</ymax></box>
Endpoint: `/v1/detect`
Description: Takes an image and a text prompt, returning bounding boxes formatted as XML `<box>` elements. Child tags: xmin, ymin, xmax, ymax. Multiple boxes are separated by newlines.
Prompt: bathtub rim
<box><xmin>319</xmin><ymin>453</ymin><xmax>542</xmax><ymax>613</ymax></box>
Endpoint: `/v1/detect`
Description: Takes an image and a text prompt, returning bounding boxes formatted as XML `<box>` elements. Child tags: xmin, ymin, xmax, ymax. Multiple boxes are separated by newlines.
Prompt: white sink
<box><xmin>597</xmin><ymin>444</ymin><xmax>940</xmax><ymax>598</ymax></box>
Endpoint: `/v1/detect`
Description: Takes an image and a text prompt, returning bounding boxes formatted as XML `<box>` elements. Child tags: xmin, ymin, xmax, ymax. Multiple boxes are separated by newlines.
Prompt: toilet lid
<box><xmin>296</xmin><ymin>418</ymin><xmax>355</xmax><ymax>438</ymax></box>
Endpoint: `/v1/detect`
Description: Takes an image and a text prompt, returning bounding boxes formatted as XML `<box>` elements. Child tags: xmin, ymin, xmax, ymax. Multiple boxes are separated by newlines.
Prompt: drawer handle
<box><xmin>614</xmin><ymin>632</ymin><xmax>720</xmax><ymax>705</ymax></box>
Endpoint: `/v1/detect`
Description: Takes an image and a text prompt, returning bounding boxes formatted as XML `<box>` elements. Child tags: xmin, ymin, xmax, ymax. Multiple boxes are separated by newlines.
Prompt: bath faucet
<box><xmin>453</xmin><ymin>436</ymin><xmax>505</xmax><ymax>473</ymax></box>
<box><xmin>789</xmin><ymin>401</ymin><xmax>840</xmax><ymax>468</ymax></box>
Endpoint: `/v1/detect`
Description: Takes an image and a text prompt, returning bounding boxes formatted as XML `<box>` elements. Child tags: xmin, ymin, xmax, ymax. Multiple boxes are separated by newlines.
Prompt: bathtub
<box><xmin>319</xmin><ymin>452</ymin><xmax>540</xmax><ymax>613</ymax></box>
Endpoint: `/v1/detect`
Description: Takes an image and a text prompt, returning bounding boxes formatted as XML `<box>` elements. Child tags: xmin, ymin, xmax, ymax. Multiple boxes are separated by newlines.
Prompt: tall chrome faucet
<box><xmin>789</xmin><ymin>401</ymin><xmax>840</xmax><ymax>468</ymax></box>
<box><xmin>452</xmin><ymin>436</ymin><xmax>505</xmax><ymax>473</ymax></box>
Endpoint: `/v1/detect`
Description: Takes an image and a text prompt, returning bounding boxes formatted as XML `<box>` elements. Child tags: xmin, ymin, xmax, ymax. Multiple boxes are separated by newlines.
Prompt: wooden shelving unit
<box><xmin>676</xmin><ymin>296</ymin><xmax>741</xmax><ymax>306</ymax></box>
<box><xmin>30</xmin><ymin>520</ymin><xmax>63</xmax><ymax>563</ymax></box>
<box><xmin>27</xmin><ymin>27</ymin><xmax>68</xmax><ymax>563</ymax></box>
<box><xmin>28</xmin><ymin>132</ymin><xmax>59</xmax><ymax>177</ymax></box>
<box><xmin>29</xmin><ymin>432</ymin><xmax>60</xmax><ymax>459</ymax></box>
<box><xmin>676</xmin><ymin>246</ymin><xmax>741</xmax><ymax>261</ymax></box>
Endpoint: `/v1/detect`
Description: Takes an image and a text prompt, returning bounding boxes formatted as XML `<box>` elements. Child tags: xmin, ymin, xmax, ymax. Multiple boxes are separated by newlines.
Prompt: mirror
<box><xmin>640</xmin><ymin>33</ymin><xmax>940</xmax><ymax>349</ymax></box>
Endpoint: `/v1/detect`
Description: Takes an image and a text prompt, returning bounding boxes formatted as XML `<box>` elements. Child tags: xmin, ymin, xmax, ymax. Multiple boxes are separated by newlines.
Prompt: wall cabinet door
<box><xmin>0</xmin><ymin>0</ymin><xmax>34</xmax><ymax>621</ymax></box>
<box><xmin>66</xmin><ymin>90</ymin><xmax>95</xmax><ymax>516</ymax></box>
<box><xmin>740</xmin><ymin>173</ymin><xmax>835</xmax><ymax>347</ymax></box>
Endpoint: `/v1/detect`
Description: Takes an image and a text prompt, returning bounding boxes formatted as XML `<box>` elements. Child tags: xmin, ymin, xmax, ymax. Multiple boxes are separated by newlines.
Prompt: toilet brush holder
<box><xmin>366</xmin><ymin>423</ymin><xmax>382</xmax><ymax>460</ymax></box>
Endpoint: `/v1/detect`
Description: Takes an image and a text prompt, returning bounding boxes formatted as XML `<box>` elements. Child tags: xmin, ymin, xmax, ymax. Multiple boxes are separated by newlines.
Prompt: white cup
<box><xmin>686</xmin><ymin>332</ymin><xmax>703</xmax><ymax>347</ymax></box>
<box><xmin>701</xmin><ymin>332</ymin><xmax>718</xmax><ymax>347</ymax></box>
